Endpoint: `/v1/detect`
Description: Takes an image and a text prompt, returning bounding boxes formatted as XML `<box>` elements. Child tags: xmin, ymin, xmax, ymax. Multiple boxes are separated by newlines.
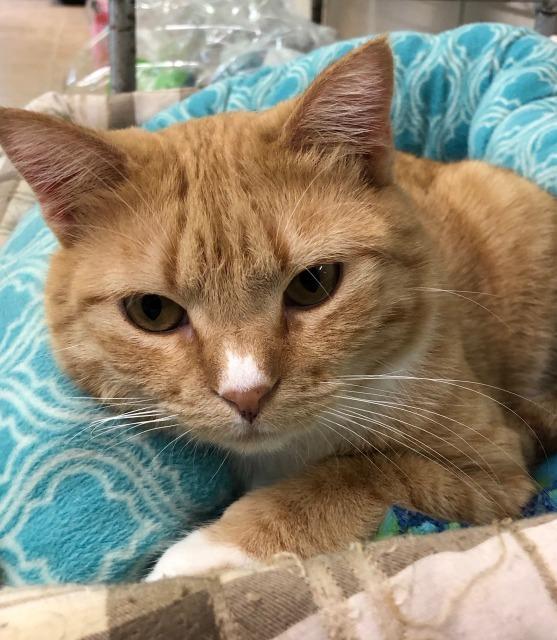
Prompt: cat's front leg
<box><xmin>147</xmin><ymin>452</ymin><xmax>534</xmax><ymax>581</ymax></box>
<box><xmin>146</xmin><ymin>455</ymin><xmax>399</xmax><ymax>581</ymax></box>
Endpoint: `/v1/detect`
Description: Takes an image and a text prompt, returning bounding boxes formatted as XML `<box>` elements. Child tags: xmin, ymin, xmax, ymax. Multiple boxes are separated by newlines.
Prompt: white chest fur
<box><xmin>233</xmin><ymin>428</ymin><xmax>343</xmax><ymax>490</ymax></box>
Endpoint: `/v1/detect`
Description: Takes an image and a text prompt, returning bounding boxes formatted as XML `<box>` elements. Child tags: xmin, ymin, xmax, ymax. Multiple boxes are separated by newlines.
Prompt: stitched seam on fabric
<box><xmin>303</xmin><ymin>555</ymin><xmax>359</xmax><ymax>640</ymax></box>
<box><xmin>346</xmin><ymin>543</ymin><xmax>405</xmax><ymax>640</ymax></box>
<box><xmin>390</xmin><ymin>526</ymin><xmax>511</xmax><ymax>636</ymax></box>
<box><xmin>511</xmin><ymin>523</ymin><xmax>557</xmax><ymax>607</ymax></box>
<box><xmin>212</xmin><ymin>577</ymin><xmax>245</xmax><ymax>640</ymax></box>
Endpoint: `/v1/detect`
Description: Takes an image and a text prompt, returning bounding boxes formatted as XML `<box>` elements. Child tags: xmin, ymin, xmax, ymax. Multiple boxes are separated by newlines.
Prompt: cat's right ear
<box><xmin>281</xmin><ymin>37</ymin><xmax>394</xmax><ymax>186</ymax></box>
<box><xmin>0</xmin><ymin>108</ymin><xmax>127</xmax><ymax>246</ymax></box>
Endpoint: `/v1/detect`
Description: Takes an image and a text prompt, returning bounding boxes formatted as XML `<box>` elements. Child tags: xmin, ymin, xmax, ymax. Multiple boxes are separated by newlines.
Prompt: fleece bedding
<box><xmin>1</xmin><ymin>23</ymin><xmax>557</xmax><ymax>586</ymax></box>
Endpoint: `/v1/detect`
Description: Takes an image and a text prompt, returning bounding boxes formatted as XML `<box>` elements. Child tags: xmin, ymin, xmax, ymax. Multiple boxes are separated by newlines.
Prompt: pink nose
<box><xmin>221</xmin><ymin>385</ymin><xmax>271</xmax><ymax>423</ymax></box>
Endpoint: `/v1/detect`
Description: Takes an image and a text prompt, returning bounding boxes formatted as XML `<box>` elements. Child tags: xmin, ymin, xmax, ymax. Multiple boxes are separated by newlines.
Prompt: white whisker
<box><xmin>336</xmin><ymin>373</ymin><xmax>546</xmax><ymax>456</ymax></box>
<box><xmin>322</xmin><ymin>406</ymin><xmax>496</xmax><ymax>508</ymax></box>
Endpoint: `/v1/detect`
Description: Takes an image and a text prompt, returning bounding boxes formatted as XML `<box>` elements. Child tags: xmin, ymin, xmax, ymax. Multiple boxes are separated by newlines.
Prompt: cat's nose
<box><xmin>221</xmin><ymin>385</ymin><xmax>272</xmax><ymax>423</ymax></box>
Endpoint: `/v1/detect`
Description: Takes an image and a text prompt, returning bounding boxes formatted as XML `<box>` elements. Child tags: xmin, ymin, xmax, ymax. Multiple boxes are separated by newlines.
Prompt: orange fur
<box><xmin>1</xmin><ymin>38</ymin><xmax>556</xmax><ymax>566</ymax></box>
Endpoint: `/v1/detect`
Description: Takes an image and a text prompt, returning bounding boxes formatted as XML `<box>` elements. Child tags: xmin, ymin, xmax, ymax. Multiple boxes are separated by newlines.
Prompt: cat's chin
<box><xmin>225</xmin><ymin>435</ymin><xmax>288</xmax><ymax>455</ymax></box>
<box><xmin>216</xmin><ymin>426</ymin><xmax>295</xmax><ymax>455</ymax></box>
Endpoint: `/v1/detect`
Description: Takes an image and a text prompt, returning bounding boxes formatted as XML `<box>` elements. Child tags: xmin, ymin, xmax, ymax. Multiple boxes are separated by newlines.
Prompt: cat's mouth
<box><xmin>229</xmin><ymin>424</ymin><xmax>279</xmax><ymax>445</ymax></box>
<box><xmin>218</xmin><ymin>419</ymin><xmax>294</xmax><ymax>453</ymax></box>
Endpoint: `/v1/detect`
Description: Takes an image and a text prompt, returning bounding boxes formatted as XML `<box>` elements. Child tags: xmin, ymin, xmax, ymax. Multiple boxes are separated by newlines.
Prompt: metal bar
<box><xmin>535</xmin><ymin>0</ymin><xmax>557</xmax><ymax>36</ymax></box>
<box><xmin>109</xmin><ymin>0</ymin><xmax>136</xmax><ymax>93</ymax></box>
<box><xmin>312</xmin><ymin>0</ymin><xmax>323</xmax><ymax>24</ymax></box>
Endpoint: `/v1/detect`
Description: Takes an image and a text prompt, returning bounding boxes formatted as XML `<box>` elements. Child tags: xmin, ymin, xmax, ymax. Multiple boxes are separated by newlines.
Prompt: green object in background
<box><xmin>136</xmin><ymin>59</ymin><xmax>196</xmax><ymax>91</ymax></box>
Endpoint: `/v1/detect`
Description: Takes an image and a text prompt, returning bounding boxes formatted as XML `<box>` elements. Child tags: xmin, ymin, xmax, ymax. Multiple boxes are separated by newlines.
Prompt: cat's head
<box><xmin>0</xmin><ymin>38</ymin><xmax>436</xmax><ymax>453</ymax></box>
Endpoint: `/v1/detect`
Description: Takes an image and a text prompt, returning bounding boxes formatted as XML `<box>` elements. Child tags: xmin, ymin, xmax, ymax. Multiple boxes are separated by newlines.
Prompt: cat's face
<box><xmin>0</xmin><ymin>39</ymin><xmax>435</xmax><ymax>453</ymax></box>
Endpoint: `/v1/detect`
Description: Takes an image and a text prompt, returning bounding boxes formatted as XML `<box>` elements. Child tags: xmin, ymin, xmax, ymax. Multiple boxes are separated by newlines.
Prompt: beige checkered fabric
<box><xmin>2</xmin><ymin>515</ymin><xmax>556</xmax><ymax>639</ymax></box>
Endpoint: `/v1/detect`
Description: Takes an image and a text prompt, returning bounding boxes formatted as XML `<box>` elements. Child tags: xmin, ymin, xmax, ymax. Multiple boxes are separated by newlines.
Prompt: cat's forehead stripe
<box><xmin>218</xmin><ymin>350</ymin><xmax>268</xmax><ymax>394</ymax></box>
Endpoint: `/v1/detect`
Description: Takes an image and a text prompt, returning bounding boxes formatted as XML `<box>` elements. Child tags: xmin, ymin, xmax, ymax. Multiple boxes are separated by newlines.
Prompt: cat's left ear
<box><xmin>0</xmin><ymin>107</ymin><xmax>127</xmax><ymax>246</ymax></box>
<box><xmin>281</xmin><ymin>37</ymin><xmax>394</xmax><ymax>186</ymax></box>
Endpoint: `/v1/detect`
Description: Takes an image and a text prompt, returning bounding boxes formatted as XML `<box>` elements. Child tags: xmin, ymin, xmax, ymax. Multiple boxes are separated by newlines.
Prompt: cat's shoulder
<box><xmin>395</xmin><ymin>151</ymin><xmax>555</xmax><ymax>219</ymax></box>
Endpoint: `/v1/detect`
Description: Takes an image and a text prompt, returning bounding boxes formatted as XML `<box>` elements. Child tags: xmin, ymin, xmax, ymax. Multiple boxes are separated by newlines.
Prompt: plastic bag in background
<box><xmin>65</xmin><ymin>0</ymin><xmax>335</xmax><ymax>93</ymax></box>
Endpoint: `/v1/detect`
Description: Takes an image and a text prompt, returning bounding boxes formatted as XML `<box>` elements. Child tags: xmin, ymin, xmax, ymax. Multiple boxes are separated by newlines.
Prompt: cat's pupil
<box><xmin>141</xmin><ymin>295</ymin><xmax>162</xmax><ymax>321</ymax></box>
<box><xmin>300</xmin><ymin>268</ymin><xmax>321</xmax><ymax>293</ymax></box>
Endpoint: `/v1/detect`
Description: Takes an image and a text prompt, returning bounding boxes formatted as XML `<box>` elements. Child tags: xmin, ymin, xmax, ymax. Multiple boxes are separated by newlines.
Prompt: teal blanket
<box><xmin>1</xmin><ymin>24</ymin><xmax>556</xmax><ymax>585</ymax></box>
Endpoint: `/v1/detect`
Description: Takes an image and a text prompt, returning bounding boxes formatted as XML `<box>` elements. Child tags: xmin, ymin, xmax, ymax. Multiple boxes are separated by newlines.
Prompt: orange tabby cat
<box><xmin>1</xmin><ymin>37</ymin><xmax>556</xmax><ymax>580</ymax></box>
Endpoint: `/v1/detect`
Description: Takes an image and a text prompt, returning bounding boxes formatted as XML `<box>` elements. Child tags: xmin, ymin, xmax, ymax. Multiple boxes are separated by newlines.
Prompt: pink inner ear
<box><xmin>35</xmin><ymin>171</ymin><xmax>82</xmax><ymax>229</ymax></box>
<box><xmin>17</xmin><ymin>141</ymin><xmax>100</xmax><ymax>235</ymax></box>
<box><xmin>0</xmin><ymin>108</ymin><xmax>127</xmax><ymax>242</ymax></box>
<box><xmin>283</xmin><ymin>37</ymin><xmax>394</xmax><ymax>159</ymax></box>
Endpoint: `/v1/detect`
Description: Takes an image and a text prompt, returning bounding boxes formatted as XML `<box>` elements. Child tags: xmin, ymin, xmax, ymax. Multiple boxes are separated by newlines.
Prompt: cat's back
<box><xmin>395</xmin><ymin>151</ymin><xmax>556</xmax><ymax>236</ymax></box>
<box><xmin>394</xmin><ymin>150</ymin><xmax>557</xmax><ymax>291</ymax></box>
<box><xmin>395</xmin><ymin>151</ymin><xmax>557</xmax><ymax>400</ymax></box>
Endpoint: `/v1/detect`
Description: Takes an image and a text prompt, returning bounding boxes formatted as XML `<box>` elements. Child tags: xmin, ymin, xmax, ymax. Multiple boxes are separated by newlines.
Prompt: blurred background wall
<box><xmin>294</xmin><ymin>1</ymin><xmax>535</xmax><ymax>36</ymax></box>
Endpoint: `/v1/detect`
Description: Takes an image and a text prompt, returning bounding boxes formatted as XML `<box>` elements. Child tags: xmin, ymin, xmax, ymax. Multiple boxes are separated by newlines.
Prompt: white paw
<box><xmin>145</xmin><ymin>529</ymin><xmax>253</xmax><ymax>581</ymax></box>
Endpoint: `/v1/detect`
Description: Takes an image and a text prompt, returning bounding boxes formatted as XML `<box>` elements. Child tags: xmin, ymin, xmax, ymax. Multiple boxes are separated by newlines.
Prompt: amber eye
<box><xmin>123</xmin><ymin>294</ymin><xmax>186</xmax><ymax>332</ymax></box>
<box><xmin>285</xmin><ymin>263</ymin><xmax>341</xmax><ymax>308</ymax></box>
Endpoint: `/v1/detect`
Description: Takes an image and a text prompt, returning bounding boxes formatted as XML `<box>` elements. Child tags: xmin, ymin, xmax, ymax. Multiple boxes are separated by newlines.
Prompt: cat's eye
<box><xmin>285</xmin><ymin>263</ymin><xmax>341</xmax><ymax>308</ymax></box>
<box><xmin>123</xmin><ymin>294</ymin><xmax>186</xmax><ymax>332</ymax></box>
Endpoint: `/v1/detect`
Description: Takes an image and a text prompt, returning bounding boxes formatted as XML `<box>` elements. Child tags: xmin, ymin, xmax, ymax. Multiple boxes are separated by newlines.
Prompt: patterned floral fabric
<box><xmin>1</xmin><ymin>24</ymin><xmax>557</xmax><ymax>587</ymax></box>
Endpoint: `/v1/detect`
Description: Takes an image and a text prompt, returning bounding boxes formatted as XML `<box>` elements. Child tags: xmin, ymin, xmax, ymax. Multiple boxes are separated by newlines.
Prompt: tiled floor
<box><xmin>0</xmin><ymin>0</ymin><xmax>89</xmax><ymax>107</ymax></box>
